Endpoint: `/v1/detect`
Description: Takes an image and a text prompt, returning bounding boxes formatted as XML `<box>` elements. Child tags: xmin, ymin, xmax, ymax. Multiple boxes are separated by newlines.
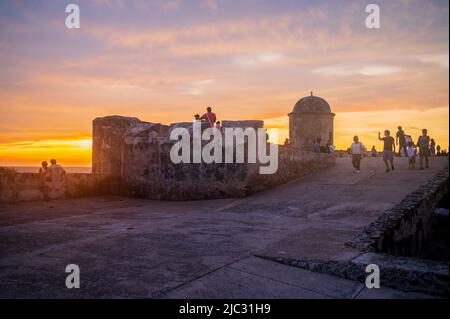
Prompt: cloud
<box><xmin>158</xmin><ymin>0</ymin><xmax>183</xmax><ymax>11</ymax></box>
<box><xmin>179</xmin><ymin>79</ymin><xmax>215</xmax><ymax>95</ymax></box>
<box><xmin>415</xmin><ymin>53</ymin><xmax>449</xmax><ymax>68</ymax></box>
<box><xmin>200</xmin><ymin>0</ymin><xmax>219</xmax><ymax>10</ymax></box>
<box><xmin>234</xmin><ymin>53</ymin><xmax>283</xmax><ymax>67</ymax></box>
<box><xmin>92</xmin><ymin>0</ymin><xmax>125</xmax><ymax>8</ymax></box>
<box><xmin>313</xmin><ymin>65</ymin><xmax>401</xmax><ymax>77</ymax></box>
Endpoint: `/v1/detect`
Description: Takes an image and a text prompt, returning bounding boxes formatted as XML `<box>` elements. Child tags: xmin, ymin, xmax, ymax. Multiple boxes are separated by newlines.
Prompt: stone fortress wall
<box><xmin>91</xmin><ymin>115</ymin><xmax>335</xmax><ymax>200</ymax></box>
<box><xmin>0</xmin><ymin>95</ymin><xmax>336</xmax><ymax>203</ymax></box>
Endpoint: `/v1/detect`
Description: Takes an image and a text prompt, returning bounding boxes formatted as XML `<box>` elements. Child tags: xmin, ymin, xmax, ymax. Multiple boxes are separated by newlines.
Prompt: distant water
<box><xmin>7</xmin><ymin>167</ymin><xmax>92</xmax><ymax>173</ymax></box>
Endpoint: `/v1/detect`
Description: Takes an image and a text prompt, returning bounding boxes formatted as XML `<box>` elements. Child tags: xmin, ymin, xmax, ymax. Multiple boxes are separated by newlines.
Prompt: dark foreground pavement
<box><xmin>0</xmin><ymin>157</ymin><xmax>447</xmax><ymax>298</ymax></box>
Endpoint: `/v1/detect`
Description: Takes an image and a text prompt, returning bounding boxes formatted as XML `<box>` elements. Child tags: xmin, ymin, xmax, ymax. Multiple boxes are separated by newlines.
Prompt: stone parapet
<box><xmin>0</xmin><ymin>173</ymin><xmax>121</xmax><ymax>203</ymax></box>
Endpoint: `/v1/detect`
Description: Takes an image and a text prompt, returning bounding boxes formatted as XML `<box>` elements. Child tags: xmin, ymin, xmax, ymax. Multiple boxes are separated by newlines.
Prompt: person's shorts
<box><xmin>419</xmin><ymin>149</ymin><xmax>430</xmax><ymax>158</ymax></box>
<box><xmin>383</xmin><ymin>150</ymin><xmax>394</xmax><ymax>161</ymax></box>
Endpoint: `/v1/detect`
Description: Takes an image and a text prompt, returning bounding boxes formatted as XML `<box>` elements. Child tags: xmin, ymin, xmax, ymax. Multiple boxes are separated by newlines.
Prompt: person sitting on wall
<box><xmin>39</xmin><ymin>161</ymin><xmax>49</xmax><ymax>175</ymax></box>
<box><xmin>328</xmin><ymin>144</ymin><xmax>336</xmax><ymax>153</ymax></box>
<box><xmin>325</xmin><ymin>140</ymin><xmax>332</xmax><ymax>154</ymax></box>
<box><xmin>49</xmin><ymin>159</ymin><xmax>66</xmax><ymax>179</ymax></box>
<box><xmin>284</xmin><ymin>138</ymin><xmax>290</xmax><ymax>147</ymax></box>
<box><xmin>313</xmin><ymin>138</ymin><xmax>321</xmax><ymax>153</ymax></box>
<box><xmin>200</xmin><ymin>106</ymin><xmax>217</xmax><ymax>128</ymax></box>
<box><xmin>39</xmin><ymin>161</ymin><xmax>51</xmax><ymax>200</ymax></box>
<box><xmin>48</xmin><ymin>159</ymin><xmax>66</xmax><ymax>199</ymax></box>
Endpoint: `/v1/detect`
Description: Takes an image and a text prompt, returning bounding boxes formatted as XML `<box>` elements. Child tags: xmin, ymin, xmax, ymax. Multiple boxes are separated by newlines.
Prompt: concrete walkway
<box><xmin>0</xmin><ymin>157</ymin><xmax>447</xmax><ymax>298</ymax></box>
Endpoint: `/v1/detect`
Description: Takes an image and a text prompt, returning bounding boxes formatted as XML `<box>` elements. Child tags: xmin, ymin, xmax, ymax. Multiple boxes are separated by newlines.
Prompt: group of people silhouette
<box><xmin>38</xmin><ymin>159</ymin><xmax>66</xmax><ymax>200</ymax></box>
<box><xmin>350</xmin><ymin>126</ymin><xmax>444</xmax><ymax>173</ymax></box>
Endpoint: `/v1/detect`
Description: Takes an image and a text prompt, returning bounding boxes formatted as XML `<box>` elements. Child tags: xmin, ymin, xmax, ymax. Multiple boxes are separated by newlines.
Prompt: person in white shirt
<box><xmin>350</xmin><ymin>136</ymin><xmax>365</xmax><ymax>173</ymax></box>
<box><xmin>406</xmin><ymin>141</ymin><xmax>416</xmax><ymax>169</ymax></box>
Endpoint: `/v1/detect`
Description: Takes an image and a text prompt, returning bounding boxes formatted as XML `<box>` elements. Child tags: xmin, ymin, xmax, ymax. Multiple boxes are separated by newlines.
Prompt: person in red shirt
<box><xmin>200</xmin><ymin>106</ymin><xmax>217</xmax><ymax>127</ymax></box>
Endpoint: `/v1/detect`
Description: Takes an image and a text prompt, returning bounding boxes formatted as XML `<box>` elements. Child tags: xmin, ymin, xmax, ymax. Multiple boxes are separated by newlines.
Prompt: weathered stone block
<box><xmin>92</xmin><ymin>115</ymin><xmax>142</xmax><ymax>175</ymax></box>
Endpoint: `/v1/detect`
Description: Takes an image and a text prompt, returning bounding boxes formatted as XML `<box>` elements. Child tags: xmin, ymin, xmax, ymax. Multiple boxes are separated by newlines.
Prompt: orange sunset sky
<box><xmin>0</xmin><ymin>0</ymin><xmax>448</xmax><ymax>167</ymax></box>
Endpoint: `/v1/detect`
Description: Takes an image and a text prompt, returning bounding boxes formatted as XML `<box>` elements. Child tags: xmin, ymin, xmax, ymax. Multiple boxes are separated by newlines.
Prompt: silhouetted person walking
<box><xmin>350</xmin><ymin>136</ymin><xmax>365</xmax><ymax>173</ymax></box>
<box><xmin>379</xmin><ymin>130</ymin><xmax>395</xmax><ymax>173</ymax></box>
<box><xmin>430</xmin><ymin>139</ymin><xmax>436</xmax><ymax>156</ymax></box>
<box><xmin>406</xmin><ymin>141</ymin><xmax>416</xmax><ymax>169</ymax></box>
<box><xmin>396</xmin><ymin>126</ymin><xmax>407</xmax><ymax>157</ymax></box>
<box><xmin>417</xmin><ymin>129</ymin><xmax>431</xmax><ymax>169</ymax></box>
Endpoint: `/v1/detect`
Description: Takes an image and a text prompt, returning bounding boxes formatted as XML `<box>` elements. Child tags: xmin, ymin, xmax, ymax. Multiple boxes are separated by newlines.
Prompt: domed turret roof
<box><xmin>292</xmin><ymin>92</ymin><xmax>331</xmax><ymax>113</ymax></box>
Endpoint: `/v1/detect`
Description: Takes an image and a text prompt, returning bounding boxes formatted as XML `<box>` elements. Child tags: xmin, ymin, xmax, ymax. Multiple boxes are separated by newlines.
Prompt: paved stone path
<box><xmin>0</xmin><ymin>157</ymin><xmax>447</xmax><ymax>298</ymax></box>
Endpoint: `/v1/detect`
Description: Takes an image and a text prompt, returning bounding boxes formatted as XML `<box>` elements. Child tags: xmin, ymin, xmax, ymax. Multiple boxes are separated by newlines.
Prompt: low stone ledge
<box><xmin>346</xmin><ymin>167</ymin><xmax>449</xmax><ymax>257</ymax></box>
<box><xmin>0</xmin><ymin>173</ymin><xmax>121</xmax><ymax>203</ymax></box>
<box><xmin>257</xmin><ymin>253</ymin><xmax>448</xmax><ymax>297</ymax></box>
